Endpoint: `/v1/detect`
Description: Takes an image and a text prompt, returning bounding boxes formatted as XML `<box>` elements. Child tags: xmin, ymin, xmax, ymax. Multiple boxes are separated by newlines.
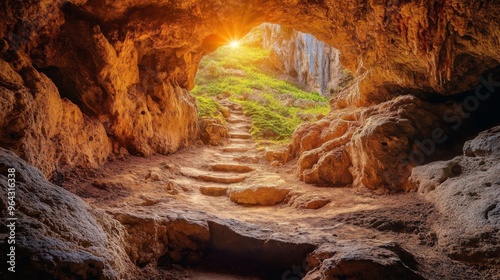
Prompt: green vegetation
<box><xmin>193</xmin><ymin>45</ymin><xmax>330</xmax><ymax>140</ymax></box>
<box><xmin>194</xmin><ymin>95</ymin><xmax>225</xmax><ymax>119</ymax></box>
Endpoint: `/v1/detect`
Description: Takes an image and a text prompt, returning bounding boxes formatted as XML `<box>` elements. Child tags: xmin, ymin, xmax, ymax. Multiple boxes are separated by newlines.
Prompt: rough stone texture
<box><xmin>198</xmin><ymin>117</ymin><xmax>229</xmax><ymax>146</ymax></box>
<box><xmin>110</xmin><ymin>211</ymin><xmax>211</xmax><ymax>266</ymax></box>
<box><xmin>0</xmin><ymin>45</ymin><xmax>112</xmax><ymax>177</ymax></box>
<box><xmin>1</xmin><ymin>0</ymin><xmax>499</xmax><ymax>176</ymax></box>
<box><xmin>304</xmin><ymin>241</ymin><xmax>424</xmax><ymax>280</ymax></box>
<box><xmin>410</xmin><ymin>126</ymin><xmax>500</xmax><ymax>265</ymax></box>
<box><xmin>264</xmin><ymin>145</ymin><xmax>290</xmax><ymax>164</ymax></box>
<box><xmin>257</xmin><ymin>23</ymin><xmax>348</xmax><ymax>96</ymax></box>
<box><xmin>291</xmin><ymin>95</ymin><xmax>464</xmax><ymax>191</ymax></box>
<box><xmin>0</xmin><ymin>148</ymin><xmax>131</xmax><ymax>279</ymax></box>
<box><xmin>199</xmin><ymin>185</ymin><xmax>228</xmax><ymax>197</ymax></box>
<box><xmin>229</xmin><ymin>186</ymin><xmax>290</xmax><ymax>206</ymax></box>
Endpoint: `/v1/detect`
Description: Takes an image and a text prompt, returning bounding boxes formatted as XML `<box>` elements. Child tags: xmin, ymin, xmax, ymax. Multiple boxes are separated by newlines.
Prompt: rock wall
<box><xmin>290</xmin><ymin>95</ymin><xmax>466</xmax><ymax>191</ymax></box>
<box><xmin>0</xmin><ymin>0</ymin><xmax>499</xmax><ymax>184</ymax></box>
<box><xmin>410</xmin><ymin>126</ymin><xmax>500</xmax><ymax>264</ymax></box>
<box><xmin>0</xmin><ymin>148</ymin><xmax>132</xmax><ymax>279</ymax></box>
<box><xmin>0</xmin><ymin>46</ymin><xmax>112</xmax><ymax>177</ymax></box>
<box><xmin>258</xmin><ymin>23</ymin><xmax>348</xmax><ymax>96</ymax></box>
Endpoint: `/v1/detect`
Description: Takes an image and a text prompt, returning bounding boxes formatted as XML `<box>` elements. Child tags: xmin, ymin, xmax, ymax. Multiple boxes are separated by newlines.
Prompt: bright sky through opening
<box><xmin>229</xmin><ymin>40</ymin><xmax>241</xmax><ymax>48</ymax></box>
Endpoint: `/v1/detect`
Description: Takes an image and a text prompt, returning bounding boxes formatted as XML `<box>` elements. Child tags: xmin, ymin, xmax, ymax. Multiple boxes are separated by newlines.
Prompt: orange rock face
<box><xmin>1</xmin><ymin>0</ymin><xmax>499</xmax><ymax>181</ymax></box>
<box><xmin>0</xmin><ymin>48</ymin><xmax>112</xmax><ymax>176</ymax></box>
<box><xmin>291</xmin><ymin>95</ymin><xmax>466</xmax><ymax>191</ymax></box>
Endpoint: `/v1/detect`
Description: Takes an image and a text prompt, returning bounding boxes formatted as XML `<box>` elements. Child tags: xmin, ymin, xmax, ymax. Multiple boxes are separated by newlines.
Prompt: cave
<box><xmin>0</xmin><ymin>1</ymin><xmax>500</xmax><ymax>280</ymax></box>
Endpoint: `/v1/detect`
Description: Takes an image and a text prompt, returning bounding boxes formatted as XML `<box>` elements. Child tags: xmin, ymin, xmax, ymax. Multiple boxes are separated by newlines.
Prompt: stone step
<box><xmin>232</xmin><ymin>124</ymin><xmax>252</xmax><ymax>131</ymax></box>
<box><xmin>228</xmin><ymin>186</ymin><xmax>291</xmax><ymax>206</ymax></box>
<box><xmin>222</xmin><ymin>147</ymin><xmax>250</xmax><ymax>153</ymax></box>
<box><xmin>230</xmin><ymin>133</ymin><xmax>252</xmax><ymax>140</ymax></box>
<box><xmin>229</xmin><ymin>137</ymin><xmax>253</xmax><ymax>143</ymax></box>
<box><xmin>218</xmin><ymin>100</ymin><xmax>243</xmax><ymax>111</ymax></box>
<box><xmin>233</xmin><ymin>155</ymin><xmax>261</xmax><ymax>164</ymax></box>
<box><xmin>209</xmin><ymin>164</ymin><xmax>255</xmax><ymax>173</ymax></box>
<box><xmin>199</xmin><ymin>186</ymin><xmax>229</xmax><ymax>197</ymax></box>
<box><xmin>181</xmin><ymin>168</ymin><xmax>248</xmax><ymax>184</ymax></box>
<box><xmin>227</xmin><ymin>118</ymin><xmax>247</xmax><ymax>124</ymax></box>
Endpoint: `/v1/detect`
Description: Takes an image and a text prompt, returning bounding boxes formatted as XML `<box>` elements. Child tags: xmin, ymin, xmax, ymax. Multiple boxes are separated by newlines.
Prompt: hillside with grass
<box><xmin>192</xmin><ymin>45</ymin><xmax>330</xmax><ymax>141</ymax></box>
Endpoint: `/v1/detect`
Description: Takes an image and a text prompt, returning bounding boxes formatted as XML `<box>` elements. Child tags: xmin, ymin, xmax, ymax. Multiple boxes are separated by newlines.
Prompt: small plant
<box><xmin>203</xmin><ymin>60</ymin><xmax>225</xmax><ymax>78</ymax></box>
<box><xmin>195</xmin><ymin>95</ymin><xmax>224</xmax><ymax>120</ymax></box>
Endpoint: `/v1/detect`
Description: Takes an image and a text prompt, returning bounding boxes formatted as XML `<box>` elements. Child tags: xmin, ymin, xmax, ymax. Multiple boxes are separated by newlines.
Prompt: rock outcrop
<box><xmin>410</xmin><ymin>126</ymin><xmax>500</xmax><ymax>265</ymax></box>
<box><xmin>291</xmin><ymin>95</ymin><xmax>468</xmax><ymax>191</ymax></box>
<box><xmin>0</xmin><ymin>148</ymin><xmax>131</xmax><ymax>279</ymax></box>
<box><xmin>0</xmin><ymin>45</ymin><xmax>112</xmax><ymax>177</ymax></box>
<box><xmin>304</xmin><ymin>241</ymin><xmax>424</xmax><ymax>280</ymax></box>
<box><xmin>256</xmin><ymin>23</ymin><xmax>349</xmax><ymax>96</ymax></box>
<box><xmin>198</xmin><ymin>117</ymin><xmax>229</xmax><ymax>146</ymax></box>
<box><xmin>1</xmin><ymin>0</ymin><xmax>499</xmax><ymax>177</ymax></box>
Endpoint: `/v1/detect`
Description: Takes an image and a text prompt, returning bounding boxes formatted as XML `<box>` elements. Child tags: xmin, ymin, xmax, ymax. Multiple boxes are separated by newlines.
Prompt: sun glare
<box><xmin>229</xmin><ymin>40</ymin><xmax>241</xmax><ymax>48</ymax></box>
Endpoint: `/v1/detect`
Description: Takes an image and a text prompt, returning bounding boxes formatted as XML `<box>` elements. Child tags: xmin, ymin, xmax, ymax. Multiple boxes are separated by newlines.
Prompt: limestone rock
<box><xmin>300</xmin><ymin>147</ymin><xmax>353</xmax><ymax>186</ymax></box>
<box><xmin>198</xmin><ymin>118</ymin><xmax>229</xmax><ymax>146</ymax></box>
<box><xmin>292</xmin><ymin>95</ymin><xmax>463</xmax><ymax>191</ymax></box>
<box><xmin>304</xmin><ymin>241</ymin><xmax>424</xmax><ymax>280</ymax></box>
<box><xmin>0</xmin><ymin>148</ymin><xmax>131</xmax><ymax>279</ymax></box>
<box><xmin>463</xmin><ymin>126</ymin><xmax>500</xmax><ymax>157</ymax></box>
<box><xmin>110</xmin><ymin>211</ymin><xmax>210</xmax><ymax>266</ymax></box>
<box><xmin>0</xmin><ymin>49</ymin><xmax>112</xmax><ymax>177</ymax></box>
<box><xmin>199</xmin><ymin>186</ymin><xmax>228</xmax><ymax>197</ymax></box>
<box><xmin>410</xmin><ymin>126</ymin><xmax>500</xmax><ymax>265</ymax></box>
<box><xmin>258</xmin><ymin>23</ymin><xmax>348</xmax><ymax>96</ymax></box>
<box><xmin>229</xmin><ymin>186</ymin><xmax>290</xmax><ymax>206</ymax></box>
<box><xmin>290</xmin><ymin>196</ymin><xmax>331</xmax><ymax>210</ymax></box>
<box><xmin>264</xmin><ymin>146</ymin><xmax>290</xmax><ymax>164</ymax></box>
<box><xmin>1</xmin><ymin>0</ymin><xmax>499</xmax><ymax>176</ymax></box>
<box><xmin>209</xmin><ymin>164</ymin><xmax>254</xmax><ymax>173</ymax></box>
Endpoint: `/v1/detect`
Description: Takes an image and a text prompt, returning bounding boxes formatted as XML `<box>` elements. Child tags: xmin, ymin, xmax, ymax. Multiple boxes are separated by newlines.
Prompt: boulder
<box><xmin>229</xmin><ymin>186</ymin><xmax>290</xmax><ymax>206</ymax></box>
<box><xmin>0</xmin><ymin>148</ymin><xmax>130</xmax><ymax>279</ymax></box>
<box><xmin>304</xmin><ymin>241</ymin><xmax>424</xmax><ymax>280</ymax></box>
<box><xmin>198</xmin><ymin>118</ymin><xmax>229</xmax><ymax>146</ymax></box>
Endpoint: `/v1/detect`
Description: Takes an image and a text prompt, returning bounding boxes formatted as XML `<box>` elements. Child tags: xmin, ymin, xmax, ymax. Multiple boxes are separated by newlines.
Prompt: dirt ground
<box><xmin>60</xmin><ymin>103</ymin><xmax>497</xmax><ymax>280</ymax></box>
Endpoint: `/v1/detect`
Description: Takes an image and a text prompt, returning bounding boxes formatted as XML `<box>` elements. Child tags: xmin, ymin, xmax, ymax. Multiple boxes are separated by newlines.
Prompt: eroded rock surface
<box><xmin>291</xmin><ymin>95</ymin><xmax>465</xmax><ymax>191</ymax></box>
<box><xmin>410</xmin><ymin>126</ymin><xmax>500</xmax><ymax>265</ymax></box>
<box><xmin>257</xmin><ymin>23</ymin><xmax>348</xmax><ymax>96</ymax></box>
<box><xmin>304</xmin><ymin>241</ymin><xmax>424</xmax><ymax>280</ymax></box>
<box><xmin>198</xmin><ymin>117</ymin><xmax>229</xmax><ymax>146</ymax></box>
<box><xmin>0</xmin><ymin>46</ymin><xmax>112</xmax><ymax>177</ymax></box>
<box><xmin>0</xmin><ymin>148</ymin><xmax>130</xmax><ymax>279</ymax></box>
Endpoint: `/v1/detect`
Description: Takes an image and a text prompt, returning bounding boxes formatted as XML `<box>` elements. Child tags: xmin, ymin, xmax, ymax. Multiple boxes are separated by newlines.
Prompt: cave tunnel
<box><xmin>0</xmin><ymin>1</ymin><xmax>500</xmax><ymax>279</ymax></box>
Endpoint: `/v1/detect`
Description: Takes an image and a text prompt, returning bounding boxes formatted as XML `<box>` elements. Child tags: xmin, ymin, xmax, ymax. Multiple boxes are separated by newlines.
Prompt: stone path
<box><xmin>63</xmin><ymin>100</ymin><xmax>489</xmax><ymax>280</ymax></box>
<box><xmin>180</xmin><ymin>100</ymin><xmax>296</xmax><ymax>207</ymax></box>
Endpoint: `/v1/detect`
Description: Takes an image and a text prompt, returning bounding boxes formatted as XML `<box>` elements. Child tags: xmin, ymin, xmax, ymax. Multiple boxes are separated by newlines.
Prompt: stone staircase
<box><xmin>179</xmin><ymin>100</ymin><xmax>293</xmax><ymax>206</ymax></box>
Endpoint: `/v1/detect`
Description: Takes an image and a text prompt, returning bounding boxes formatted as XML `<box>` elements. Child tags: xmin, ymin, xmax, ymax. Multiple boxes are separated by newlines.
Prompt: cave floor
<box><xmin>61</xmin><ymin>103</ymin><xmax>491</xmax><ymax>279</ymax></box>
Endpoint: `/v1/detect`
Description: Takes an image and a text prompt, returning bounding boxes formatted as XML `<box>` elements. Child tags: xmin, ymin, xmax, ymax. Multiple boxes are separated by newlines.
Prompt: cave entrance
<box><xmin>192</xmin><ymin>23</ymin><xmax>352</xmax><ymax>146</ymax></box>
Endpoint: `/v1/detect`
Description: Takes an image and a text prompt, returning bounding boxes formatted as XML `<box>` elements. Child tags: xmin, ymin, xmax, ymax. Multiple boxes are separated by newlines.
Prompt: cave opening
<box><xmin>2</xmin><ymin>1</ymin><xmax>500</xmax><ymax>279</ymax></box>
<box><xmin>193</xmin><ymin>23</ymin><xmax>351</xmax><ymax>147</ymax></box>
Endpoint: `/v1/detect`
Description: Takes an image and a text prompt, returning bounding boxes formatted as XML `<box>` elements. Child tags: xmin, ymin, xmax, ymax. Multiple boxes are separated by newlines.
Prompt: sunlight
<box><xmin>229</xmin><ymin>40</ymin><xmax>241</xmax><ymax>48</ymax></box>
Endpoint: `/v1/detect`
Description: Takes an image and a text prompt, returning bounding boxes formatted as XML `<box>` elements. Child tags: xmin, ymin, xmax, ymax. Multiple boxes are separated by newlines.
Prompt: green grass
<box><xmin>195</xmin><ymin>95</ymin><xmax>225</xmax><ymax>120</ymax></box>
<box><xmin>192</xmin><ymin>45</ymin><xmax>330</xmax><ymax>140</ymax></box>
